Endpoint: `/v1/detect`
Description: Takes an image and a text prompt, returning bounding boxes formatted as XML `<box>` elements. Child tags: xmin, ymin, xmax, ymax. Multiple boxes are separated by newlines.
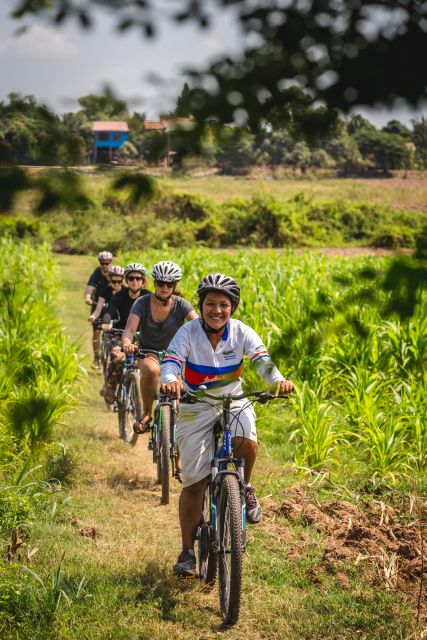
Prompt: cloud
<box><xmin>0</xmin><ymin>26</ymin><xmax>79</xmax><ymax>58</ymax></box>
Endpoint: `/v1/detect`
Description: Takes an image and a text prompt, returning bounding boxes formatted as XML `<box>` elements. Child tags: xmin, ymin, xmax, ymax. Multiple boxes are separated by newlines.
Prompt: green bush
<box><xmin>45</xmin><ymin>445</ymin><xmax>79</xmax><ymax>487</ymax></box>
<box><xmin>6</xmin><ymin>178</ymin><xmax>425</xmax><ymax>251</ymax></box>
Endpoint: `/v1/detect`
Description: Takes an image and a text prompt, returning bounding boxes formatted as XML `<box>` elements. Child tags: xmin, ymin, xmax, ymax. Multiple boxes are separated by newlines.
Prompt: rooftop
<box><xmin>92</xmin><ymin>121</ymin><xmax>129</xmax><ymax>132</ymax></box>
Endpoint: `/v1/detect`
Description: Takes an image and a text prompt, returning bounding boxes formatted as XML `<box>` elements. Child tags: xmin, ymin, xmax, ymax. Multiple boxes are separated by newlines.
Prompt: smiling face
<box><xmin>202</xmin><ymin>291</ymin><xmax>232</xmax><ymax>330</ymax></box>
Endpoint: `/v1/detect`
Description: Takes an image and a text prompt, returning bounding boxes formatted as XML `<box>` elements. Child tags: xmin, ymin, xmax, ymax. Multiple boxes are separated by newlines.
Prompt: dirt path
<box><xmin>47</xmin><ymin>254</ymin><xmax>422</xmax><ymax>640</ymax></box>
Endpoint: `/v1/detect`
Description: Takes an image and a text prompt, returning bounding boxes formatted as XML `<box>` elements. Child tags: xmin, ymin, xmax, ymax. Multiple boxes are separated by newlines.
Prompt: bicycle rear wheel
<box><xmin>197</xmin><ymin>486</ymin><xmax>217</xmax><ymax>587</ymax></box>
<box><xmin>160</xmin><ymin>404</ymin><xmax>171</xmax><ymax>505</ymax></box>
<box><xmin>218</xmin><ymin>474</ymin><xmax>243</xmax><ymax>626</ymax></box>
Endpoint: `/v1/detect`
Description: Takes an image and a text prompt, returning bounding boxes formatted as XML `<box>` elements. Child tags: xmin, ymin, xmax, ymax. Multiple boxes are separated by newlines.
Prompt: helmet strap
<box><xmin>154</xmin><ymin>284</ymin><xmax>176</xmax><ymax>306</ymax></box>
<box><xmin>202</xmin><ymin>319</ymin><xmax>227</xmax><ymax>336</ymax></box>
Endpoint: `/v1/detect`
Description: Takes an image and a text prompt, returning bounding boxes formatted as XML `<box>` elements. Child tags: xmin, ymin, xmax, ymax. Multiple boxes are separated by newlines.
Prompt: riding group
<box><xmin>85</xmin><ymin>250</ymin><xmax>294</xmax><ymax>577</ymax></box>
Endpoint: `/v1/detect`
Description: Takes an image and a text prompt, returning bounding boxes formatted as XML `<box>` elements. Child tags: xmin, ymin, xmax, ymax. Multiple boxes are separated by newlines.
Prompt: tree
<box><xmin>215</xmin><ymin>128</ymin><xmax>255</xmax><ymax>174</ymax></box>
<box><xmin>412</xmin><ymin>116</ymin><xmax>427</xmax><ymax>168</ymax></box>
<box><xmin>383</xmin><ymin>120</ymin><xmax>411</xmax><ymax>138</ymax></box>
<box><xmin>355</xmin><ymin>128</ymin><xmax>408</xmax><ymax>172</ymax></box>
<box><xmin>174</xmin><ymin>83</ymin><xmax>193</xmax><ymax>118</ymax></box>
<box><xmin>78</xmin><ymin>86</ymin><xmax>129</xmax><ymax>120</ymax></box>
<box><xmin>347</xmin><ymin>115</ymin><xmax>376</xmax><ymax>136</ymax></box>
<box><xmin>10</xmin><ymin>1</ymin><xmax>427</xmax><ymax>133</ymax></box>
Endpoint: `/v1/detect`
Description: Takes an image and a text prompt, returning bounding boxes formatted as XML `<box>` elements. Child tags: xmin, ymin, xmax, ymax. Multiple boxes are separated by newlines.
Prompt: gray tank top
<box><xmin>130</xmin><ymin>294</ymin><xmax>194</xmax><ymax>351</ymax></box>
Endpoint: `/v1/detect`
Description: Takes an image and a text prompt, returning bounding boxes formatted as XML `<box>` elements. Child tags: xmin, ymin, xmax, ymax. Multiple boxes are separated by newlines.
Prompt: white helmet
<box><xmin>124</xmin><ymin>262</ymin><xmax>146</xmax><ymax>277</ymax></box>
<box><xmin>151</xmin><ymin>261</ymin><xmax>182</xmax><ymax>283</ymax></box>
<box><xmin>108</xmin><ymin>265</ymin><xmax>125</xmax><ymax>276</ymax></box>
<box><xmin>98</xmin><ymin>251</ymin><xmax>113</xmax><ymax>262</ymax></box>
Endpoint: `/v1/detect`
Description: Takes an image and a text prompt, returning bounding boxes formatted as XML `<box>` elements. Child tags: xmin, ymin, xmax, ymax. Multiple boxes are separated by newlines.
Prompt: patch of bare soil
<box><xmin>263</xmin><ymin>487</ymin><xmax>426</xmax><ymax>620</ymax></box>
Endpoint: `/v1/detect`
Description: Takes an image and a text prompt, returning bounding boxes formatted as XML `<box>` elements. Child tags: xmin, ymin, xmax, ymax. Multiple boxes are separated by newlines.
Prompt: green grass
<box><xmin>0</xmin><ymin>253</ymin><xmax>423</xmax><ymax>639</ymax></box>
<box><xmin>2</xmin><ymin>171</ymin><xmax>426</xmax><ymax>253</ymax></box>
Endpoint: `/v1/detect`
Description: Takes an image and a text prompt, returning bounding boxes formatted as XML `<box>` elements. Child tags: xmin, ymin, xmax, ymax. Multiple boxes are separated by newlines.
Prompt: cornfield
<box><xmin>0</xmin><ymin>237</ymin><xmax>84</xmax><ymax>476</ymax></box>
<box><xmin>120</xmin><ymin>247</ymin><xmax>426</xmax><ymax>487</ymax></box>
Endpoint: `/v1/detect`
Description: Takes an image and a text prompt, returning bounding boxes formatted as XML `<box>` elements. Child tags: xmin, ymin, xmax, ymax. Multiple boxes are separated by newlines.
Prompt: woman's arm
<box><xmin>122</xmin><ymin>313</ymin><xmax>140</xmax><ymax>353</ymax></box>
<box><xmin>186</xmin><ymin>310</ymin><xmax>198</xmax><ymax>321</ymax></box>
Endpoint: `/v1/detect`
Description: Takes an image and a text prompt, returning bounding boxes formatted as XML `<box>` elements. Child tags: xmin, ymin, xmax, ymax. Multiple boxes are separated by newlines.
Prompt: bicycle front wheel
<box><xmin>160</xmin><ymin>404</ymin><xmax>171</xmax><ymax>505</ymax></box>
<box><xmin>218</xmin><ymin>474</ymin><xmax>243</xmax><ymax>626</ymax></box>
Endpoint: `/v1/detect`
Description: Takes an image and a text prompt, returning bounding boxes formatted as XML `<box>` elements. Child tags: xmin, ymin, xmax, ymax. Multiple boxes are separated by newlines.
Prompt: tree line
<box><xmin>0</xmin><ymin>87</ymin><xmax>426</xmax><ymax>175</ymax></box>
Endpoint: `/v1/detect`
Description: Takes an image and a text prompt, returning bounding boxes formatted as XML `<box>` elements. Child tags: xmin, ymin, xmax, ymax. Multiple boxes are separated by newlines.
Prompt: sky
<box><xmin>0</xmin><ymin>2</ymin><xmax>425</xmax><ymax>126</ymax></box>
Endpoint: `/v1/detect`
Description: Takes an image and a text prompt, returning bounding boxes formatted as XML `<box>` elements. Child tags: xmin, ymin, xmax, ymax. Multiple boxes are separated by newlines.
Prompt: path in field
<box><xmin>53</xmin><ymin>255</ymin><xmax>419</xmax><ymax>640</ymax></box>
<box><xmin>56</xmin><ymin>255</ymin><xmax>262</xmax><ymax>639</ymax></box>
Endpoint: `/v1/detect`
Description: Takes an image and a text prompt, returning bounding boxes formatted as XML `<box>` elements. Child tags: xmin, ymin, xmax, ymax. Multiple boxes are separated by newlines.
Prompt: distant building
<box><xmin>92</xmin><ymin>121</ymin><xmax>129</xmax><ymax>162</ymax></box>
<box><xmin>144</xmin><ymin>116</ymin><xmax>194</xmax><ymax>133</ymax></box>
<box><xmin>144</xmin><ymin>116</ymin><xmax>194</xmax><ymax>166</ymax></box>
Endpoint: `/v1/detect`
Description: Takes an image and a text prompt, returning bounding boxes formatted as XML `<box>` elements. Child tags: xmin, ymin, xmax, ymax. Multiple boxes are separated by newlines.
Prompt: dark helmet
<box><xmin>197</xmin><ymin>273</ymin><xmax>241</xmax><ymax>311</ymax></box>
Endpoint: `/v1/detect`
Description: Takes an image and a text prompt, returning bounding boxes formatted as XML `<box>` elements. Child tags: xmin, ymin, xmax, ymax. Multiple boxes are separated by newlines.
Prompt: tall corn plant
<box><xmin>291</xmin><ymin>382</ymin><xmax>346</xmax><ymax>471</ymax></box>
<box><xmin>0</xmin><ymin>237</ymin><xmax>84</xmax><ymax>468</ymax></box>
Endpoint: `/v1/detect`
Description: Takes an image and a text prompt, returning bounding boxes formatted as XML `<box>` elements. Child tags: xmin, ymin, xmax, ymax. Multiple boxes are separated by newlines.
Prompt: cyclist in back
<box><xmin>84</xmin><ymin>250</ymin><xmax>113</xmax><ymax>368</ymax></box>
<box><xmin>122</xmin><ymin>261</ymin><xmax>197</xmax><ymax>435</ymax></box>
<box><xmin>160</xmin><ymin>273</ymin><xmax>294</xmax><ymax>577</ymax></box>
<box><xmin>101</xmin><ymin>263</ymin><xmax>151</xmax><ymax>403</ymax></box>
<box><xmin>88</xmin><ymin>265</ymin><xmax>125</xmax><ymax>325</ymax></box>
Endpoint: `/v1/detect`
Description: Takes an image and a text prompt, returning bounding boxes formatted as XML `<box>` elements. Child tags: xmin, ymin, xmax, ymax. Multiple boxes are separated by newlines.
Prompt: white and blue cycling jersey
<box><xmin>160</xmin><ymin>318</ymin><xmax>284</xmax><ymax>394</ymax></box>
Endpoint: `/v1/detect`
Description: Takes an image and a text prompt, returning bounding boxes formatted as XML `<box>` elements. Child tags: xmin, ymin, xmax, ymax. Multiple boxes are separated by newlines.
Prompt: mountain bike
<box><xmin>99</xmin><ymin>325</ymin><xmax>123</xmax><ymax>406</ymax></box>
<box><xmin>183</xmin><ymin>387</ymin><xmax>286</xmax><ymax>626</ymax></box>
<box><xmin>115</xmin><ymin>348</ymin><xmax>144</xmax><ymax>444</ymax></box>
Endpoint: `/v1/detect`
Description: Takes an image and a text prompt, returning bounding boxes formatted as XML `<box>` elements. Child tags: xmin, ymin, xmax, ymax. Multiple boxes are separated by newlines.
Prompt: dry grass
<box><xmin>159</xmin><ymin>173</ymin><xmax>427</xmax><ymax>211</ymax></box>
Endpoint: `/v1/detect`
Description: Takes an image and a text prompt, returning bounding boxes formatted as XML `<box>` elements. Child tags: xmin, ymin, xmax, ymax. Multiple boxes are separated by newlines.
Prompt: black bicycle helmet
<box><xmin>197</xmin><ymin>273</ymin><xmax>241</xmax><ymax>312</ymax></box>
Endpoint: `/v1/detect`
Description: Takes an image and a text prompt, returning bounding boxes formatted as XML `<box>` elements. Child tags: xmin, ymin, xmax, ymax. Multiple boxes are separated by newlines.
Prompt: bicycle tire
<box><xmin>123</xmin><ymin>371</ymin><xmax>141</xmax><ymax>445</ymax></box>
<box><xmin>102</xmin><ymin>345</ymin><xmax>110</xmax><ymax>386</ymax></box>
<box><xmin>198</xmin><ymin>486</ymin><xmax>217</xmax><ymax>587</ymax></box>
<box><xmin>117</xmin><ymin>382</ymin><xmax>126</xmax><ymax>440</ymax></box>
<box><xmin>218</xmin><ymin>474</ymin><xmax>243</xmax><ymax>626</ymax></box>
<box><xmin>160</xmin><ymin>404</ymin><xmax>171</xmax><ymax>504</ymax></box>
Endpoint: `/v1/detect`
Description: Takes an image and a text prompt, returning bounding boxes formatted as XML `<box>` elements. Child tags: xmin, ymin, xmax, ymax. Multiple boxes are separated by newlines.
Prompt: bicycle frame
<box><xmin>209</xmin><ymin>395</ymin><xmax>247</xmax><ymax>553</ymax></box>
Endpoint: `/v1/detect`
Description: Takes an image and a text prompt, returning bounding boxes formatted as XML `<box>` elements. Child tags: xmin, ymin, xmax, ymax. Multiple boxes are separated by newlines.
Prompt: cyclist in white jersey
<box><xmin>160</xmin><ymin>273</ymin><xmax>294</xmax><ymax>577</ymax></box>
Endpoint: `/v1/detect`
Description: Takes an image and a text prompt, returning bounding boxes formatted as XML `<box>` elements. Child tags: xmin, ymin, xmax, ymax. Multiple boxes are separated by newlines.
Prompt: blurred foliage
<box><xmin>10</xmin><ymin>1</ymin><xmax>427</xmax><ymax>132</ymax></box>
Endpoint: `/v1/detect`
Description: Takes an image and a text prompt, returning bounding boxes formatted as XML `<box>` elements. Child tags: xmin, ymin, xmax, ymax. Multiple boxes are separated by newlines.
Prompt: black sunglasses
<box><xmin>100</xmin><ymin>261</ymin><xmax>111</xmax><ymax>266</ymax></box>
<box><xmin>127</xmin><ymin>275</ymin><xmax>143</xmax><ymax>282</ymax></box>
<box><xmin>156</xmin><ymin>280</ymin><xmax>174</xmax><ymax>288</ymax></box>
<box><xmin>111</xmin><ymin>279</ymin><xmax>123</xmax><ymax>284</ymax></box>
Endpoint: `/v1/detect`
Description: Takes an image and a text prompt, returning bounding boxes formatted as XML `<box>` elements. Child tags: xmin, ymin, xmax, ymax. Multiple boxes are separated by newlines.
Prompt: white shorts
<box><xmin>177</xmin><ymin>400</ymin><xmax>257</xmax><ymax>488</ymax></box>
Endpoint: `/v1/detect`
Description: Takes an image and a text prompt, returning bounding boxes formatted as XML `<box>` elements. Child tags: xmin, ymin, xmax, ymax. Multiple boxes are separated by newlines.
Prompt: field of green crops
<box><xmin>115</xmin><ymin>246</ymin><xmax>425</xmax><ymax>490</ymax></box>
<box><xmin>0</xmin><ymin>238</ymin><xmax>425</xmax><ymax>638</ymax></box>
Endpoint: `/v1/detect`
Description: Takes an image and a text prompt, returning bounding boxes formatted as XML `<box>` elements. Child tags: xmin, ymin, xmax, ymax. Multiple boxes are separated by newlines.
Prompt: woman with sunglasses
<box><xmin>84</xmin><ymin>250</ymin><xmax>114</xmax><ymax>368</ymax></box>
<box><xmin>88</xmin><ymin>265</ymin><xmax>125</xmax><ymax>325</ymax></box>
<box><xmin>101</xmin><ymin>263</ymin><xmax>151</xmax><ymax>403</ymax></box>
<box><xmin>122</xmin><ymin>261</ymin><xmax>197</xmax><ymax>436</ymax></box>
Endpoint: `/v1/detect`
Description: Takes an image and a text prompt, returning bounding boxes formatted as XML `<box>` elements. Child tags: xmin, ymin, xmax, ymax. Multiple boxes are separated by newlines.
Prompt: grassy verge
<box><xmin>1</xmin><ymin>172</ymin><xmax>426</xmax><ymax>253</ymax></box>
<box><xmin>0</xmin><ymin>254</ymin><xmax>423</xmax><ymax>639</ymax></box>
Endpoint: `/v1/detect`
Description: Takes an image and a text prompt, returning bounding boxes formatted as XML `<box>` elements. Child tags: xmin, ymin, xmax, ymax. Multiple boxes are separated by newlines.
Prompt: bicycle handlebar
<box><xmin>121</xmin><ymin>347</ymin><xmax>162</xmax><ymax>360</ymax></box>
<box><xmin>181</xmin><ymin>388</ymin><xmax>291</xmax><ymax>404</ymax></box>
<box><xmin>106</xmin><ymin>328</ymin><xmax>124</xmax><ymax>336</ymax></box>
